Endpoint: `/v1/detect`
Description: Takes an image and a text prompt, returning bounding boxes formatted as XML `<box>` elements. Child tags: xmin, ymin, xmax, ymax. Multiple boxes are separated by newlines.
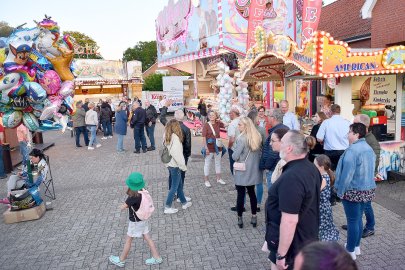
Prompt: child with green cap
<box><xmin>109</xmin><ymin>172</ymin><xmax>163</xmax><ymax>267</ymax></box>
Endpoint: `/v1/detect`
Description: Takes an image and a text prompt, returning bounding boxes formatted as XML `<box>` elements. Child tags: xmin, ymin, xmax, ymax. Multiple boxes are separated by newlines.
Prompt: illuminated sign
<box><xmin>334</xmin><ymin>62</ymin><xmax>377</xmax><ymax>72</ymax></box>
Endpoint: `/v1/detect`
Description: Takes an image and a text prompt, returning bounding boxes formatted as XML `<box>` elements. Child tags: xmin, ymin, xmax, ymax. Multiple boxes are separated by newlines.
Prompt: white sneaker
<box><xmin>108</xmin><ymin>136</ymin><xmax>113</xmax><ymax>138</ymax></box>
<box><xmin>164</xmin><ymin>207</ymin><xmax>178</xmax><ymax>214</ymax></box>
<box><xmin>204</xmin><ymin>181</ymin><xmax>211</xmax><ymax>188</ymax></box>
<box><xmin>217</xmin><ymin>179</ymin><xmax>226</xmax><ymax>185</ymax></box>
<box><xmin>348</xmin><ymin>251</ymin><xmax>356</xmax><ymax>260</ymax></box>
<box><xmin>176</xmin><ymin>196</ymin><xmax>191</xmax><ymax>203</ymax></box>
<box><xmin>96</xmin><ymin>144</ymin><xmax>102</xmax><ymax>148</ymax></box>
<box><xmin>101</xmin><ymin>137</ymin><xmax>107</xmax><ymax>140</ymax></box>
<box><xmin>354</xmin><ymin>246</ymin><xmax>361</xmax><ymax>256</ymax></box>
<box><xmin>88</xmin><ymin>146</ymin><xmax>94</xmax><ymax>150</ymax></box>
<box><xmin>182</xmin><ymin>202</ymin><xmax>192</xmax><ymax>210</ymax></box>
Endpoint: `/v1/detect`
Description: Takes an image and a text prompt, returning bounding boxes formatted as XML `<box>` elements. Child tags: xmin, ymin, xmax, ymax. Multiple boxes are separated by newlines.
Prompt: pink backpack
<box><xmin>134</xmin><ymin>190</ymin><xmax>155</xmax><ymax>221</ymax></box>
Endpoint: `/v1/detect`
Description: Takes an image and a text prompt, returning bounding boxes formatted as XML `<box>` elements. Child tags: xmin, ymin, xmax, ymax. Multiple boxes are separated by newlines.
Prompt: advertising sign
<box><xmin>73</xmin><ymin>59</ymin><xmax>126</xmax><ymax>80</ymax></box>
<box><xmin>142</xmin><ymin>91</ymin><xmax>184</xmax><ymax>112</ymax></box>
<box><xmin>301</xmin><ymin>0</ymin><xmax>323</xmax><ymax>44</ymax></box>
<box><xmin>127</xmin><ymin>61</ymin><xmax>142</xmax><ymax>79</ymax></box>
<box><xmin>352</xmin><ymin>75</ymin><xmax>397</xmax><ymax>107</ymax></box>
<box><xmin>222</xmin><ymin>0</ymin><xmax>248</xmax><ymax>55</ymax></box>
<box><xmin>156</xmin><ymin>0</ymin><xmax>220</xmax><ymax>65</ymax></box>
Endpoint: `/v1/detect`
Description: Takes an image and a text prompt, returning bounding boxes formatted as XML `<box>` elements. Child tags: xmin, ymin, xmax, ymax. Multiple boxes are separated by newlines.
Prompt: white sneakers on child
<box><xmin>217</xmin><ymin>179</ymin><xmax>226</xmax><ymax>185</ymax></box>
<box><xmin>182</xmin><ymin>202</ymin><xmax>192</xmax><ymax>210</ymax></box>
<box><xmin>205</xmin><ymin>181</ymin><xmax>211</xmax><ymax>188</ymax></box>
<box><xmin>164</xmin><ymin>207</ymin><xmax>178</xmax><ymax>214</ymax></box>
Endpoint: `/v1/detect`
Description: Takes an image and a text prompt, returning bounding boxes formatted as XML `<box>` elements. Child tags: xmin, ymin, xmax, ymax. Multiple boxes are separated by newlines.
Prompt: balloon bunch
<box><xmin>0</xmin><ymin>16</ymin><xmax>76</xmax><ymax>132</ymax></box>
<box><xmin>235</xmin><ymin>73</ymin><xmax>249</xmax><ymax>113</ymax></box>
<box><xmin>216</xmin><ymin>61</ymin><xmax>233</xmax><ymax>123</ymax></box>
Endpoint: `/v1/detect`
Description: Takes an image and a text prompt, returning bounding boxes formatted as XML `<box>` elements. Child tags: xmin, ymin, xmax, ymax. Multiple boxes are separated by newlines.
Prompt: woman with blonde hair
<box><xmin>163</xmin><ymin>119</ymin><xmax>192</xmax><ymax>214</ymax></box>
<box><xmin>232</xmin><ymin>117</ymin><xmax>263</xmax><ymax>228</ymax></box>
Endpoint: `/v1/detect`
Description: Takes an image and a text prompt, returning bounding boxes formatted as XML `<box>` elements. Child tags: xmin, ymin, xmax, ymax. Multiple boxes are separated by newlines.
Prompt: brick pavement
<box><xmin>0</xmin><ymin>124</ymin><xmax>404</xmax><ymax>270</ymax></box>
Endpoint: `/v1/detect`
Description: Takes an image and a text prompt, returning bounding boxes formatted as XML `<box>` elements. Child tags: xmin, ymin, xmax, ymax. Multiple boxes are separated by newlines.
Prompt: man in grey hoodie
<box><xmin>72</xmin><ymin>101</ymin><xmax>89</xmax><ymax>147</ymax></box>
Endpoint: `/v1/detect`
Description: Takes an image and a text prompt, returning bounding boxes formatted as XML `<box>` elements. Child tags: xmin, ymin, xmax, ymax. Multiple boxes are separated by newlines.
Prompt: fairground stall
<box><xmin>241</xmin><ymin>28</ymin><xmax>405</xmax><ymax>180</ymax></box>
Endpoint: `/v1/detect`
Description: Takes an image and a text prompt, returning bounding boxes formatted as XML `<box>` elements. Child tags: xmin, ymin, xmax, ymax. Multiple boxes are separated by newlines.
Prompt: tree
<box><xmin>63</xmin><ymin>31</ymin><xmax>103</xmax><ymax>59</ymax></box>
<box><xmin>123</xmin><ymin>41</ymin><xmax>157</xmax><ymax>72</ymax></box>
<box><xmin>0</xmin><ymin>21</ymin><xmax>14</xmax><ymax>38</ymax></box>
<box><xmin>143</xmin><ymin>73</ymin><xmax>164</xmax><ymax>91</ymax></box>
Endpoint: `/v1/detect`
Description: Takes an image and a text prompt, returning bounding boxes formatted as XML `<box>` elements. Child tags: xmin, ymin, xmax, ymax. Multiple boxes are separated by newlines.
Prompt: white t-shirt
<box><xmin>227</xmin><ymin>117</ymin><xmax>240</xmax><ymax>149</ymax></box>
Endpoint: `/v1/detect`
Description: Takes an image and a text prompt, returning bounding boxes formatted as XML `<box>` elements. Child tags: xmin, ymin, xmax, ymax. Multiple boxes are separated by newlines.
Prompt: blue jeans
<box><xmin>88</xmin><ymin>125</ymin><xmax>98</xmax><ymax>146</ymax></box>
<box><xmin>116</xmin><ymin>134</ymin><xmax>124</xmax><ymax>151</ymax></box>
<box><xmin>133</xmin><ymin>126</ymin><xmax>147</xmax><ymax>151</ymax></box>
<box><xmin>364</xmin><ymin>201</ymin><xmax>375</xmax><ymax>231</ymax></box>
<box><xmin>342</xmin><ymin>199</ymin><xmax>366</xmax><ymax>252</ymax></box>
<box><xmin>75</xmin><ymin>126</ymin><xmax>89</xmax><ymax>146</ymax></box>
<box><xmin>145</xmin><ymin>123</ymin><xmax>156</xmax><ymax>148</ymax></box>
<box><xmin>228</xmin><ymin>148</ymin><xmax>235</xmax><ymax>175</ymax></box>
<box><xmin>0</xmin><ymin>145</ymin><xmax>6</xmax><ymax>177</ymax></box>
<box><xmin>19</xmin><ymin>141</ymin><xmax>29</xmax><ymax>166</ymax></box>
<box><xmin>256</xmin><ymin>183</ymin><xmax>263</xmax><ymax>205</ymax></box>
<box><xmin>166</xmin><ymin>167</ymin><xmax>187</xmax><ymax>207</ymax></box>
<box><xmin>102</xmin><ymin>120</ymin><xmax>112</xmax><ymax>137</ymax></box>
<box><xmin>266</xmin><ymin>170</ymin><xmax>273</xmax><ymax>191</ymax></box>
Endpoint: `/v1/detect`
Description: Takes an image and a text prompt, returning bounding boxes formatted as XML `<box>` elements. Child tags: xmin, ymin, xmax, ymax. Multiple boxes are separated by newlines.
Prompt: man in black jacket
<box><xmin>145</xmin><ymin>100</ymin><xmax>158</xmax><ymax>151</ymax></box>
<box><xmin>159</xmin><ymin>100</ymin><xmax>171</xmax><ymax>126</ymax></box>
<box><xmin>259</xmin><ymin>108</ymin><xmax>289</xmax><ymax>191</ymax></box>
<box><xmin>174</xmin><ymin>110</ymin><xmax>191</xmax><ymax>201</ymax></box>
<box><xmin>130</xmin><ymin>101</ymin><xmax>147</xmax><ymax>153</ymax></box>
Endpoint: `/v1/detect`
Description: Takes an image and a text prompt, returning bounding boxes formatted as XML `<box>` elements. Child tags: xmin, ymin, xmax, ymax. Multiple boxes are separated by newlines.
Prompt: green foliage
<box><xmin>143</xmin><ymin>73</ymin><xmax>164</xmax><ymax>91</ymax></box>
<box><xmin>63</xmin><ymin>30</ymin><xmax>103</xmax><ymax>59</ymax></box>
<box><xmin>0</xmin><ymin>21</ymin><xmax>14</xmax><ymax>38</ymax></box>
<box><xmin>123</xmin><ymin>41</ymin><xmax>157</xmax><ymax>71</ymax></box>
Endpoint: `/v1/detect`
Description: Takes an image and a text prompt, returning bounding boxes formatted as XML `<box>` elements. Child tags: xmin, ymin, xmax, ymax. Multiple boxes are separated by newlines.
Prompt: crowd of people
<box><xmin>69</xmin><ymin>96</ymin><xmax>378</xmax><ymax>269</ymax></box>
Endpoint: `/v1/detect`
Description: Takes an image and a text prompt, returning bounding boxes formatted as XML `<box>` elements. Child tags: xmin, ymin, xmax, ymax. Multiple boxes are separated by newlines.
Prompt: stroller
<box><xmin>187</xmin><ymin>111</ymin><xmax>203</xmax><ymax>136</ymax></box>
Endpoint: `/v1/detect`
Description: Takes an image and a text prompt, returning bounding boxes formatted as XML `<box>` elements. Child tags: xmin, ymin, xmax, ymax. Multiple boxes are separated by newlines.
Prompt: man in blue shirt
<box><xmin>316</xmin><ymin>104</ymin><xmax>350</xmax><ymax>170</ymax></box>
<box><xmin>280</xmin><ymin>100</ymin><xmax>300</xmax><ymax>130</ymax></box>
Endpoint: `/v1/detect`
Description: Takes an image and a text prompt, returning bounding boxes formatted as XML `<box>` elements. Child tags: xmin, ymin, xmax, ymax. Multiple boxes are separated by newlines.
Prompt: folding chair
<box><xmin>42</xmin><ymin>155</ymin><xmax>56</xmax><ymax>200</ymax></box>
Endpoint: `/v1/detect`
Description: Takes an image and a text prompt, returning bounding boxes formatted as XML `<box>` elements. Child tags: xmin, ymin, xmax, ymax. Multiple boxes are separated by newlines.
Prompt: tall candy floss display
<box><xmin>0</xmin><ymin>16</ymin><xmax>76</xmax><ymax>132</ymax></box>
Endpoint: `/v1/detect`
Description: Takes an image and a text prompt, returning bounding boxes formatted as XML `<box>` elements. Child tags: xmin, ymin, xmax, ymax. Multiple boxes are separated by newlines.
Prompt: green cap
<box><xmin>125</xmin><ymin>172</ymin><xmax>145</xmax><ymax>191</ymax></box>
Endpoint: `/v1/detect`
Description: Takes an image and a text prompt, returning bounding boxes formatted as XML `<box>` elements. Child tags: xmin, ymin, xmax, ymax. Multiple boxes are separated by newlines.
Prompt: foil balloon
<box><xmin>0</xmin><ymin>73</ymin><xmax>24</xmax><ymax>97</ymax></box>
<box><xmin>22</xmin><ymin>113</ymin><xmax>39</xmax><ymax>131</ymax></box>
<box><xmin>2</xmin><ymin>110</ymin><xmax>23</xmax><ymax>128</ymax></box>
<box><xmin>59</xmin><ymin>80</ymin><xmax>74</xmax><ymax>97</ymax></box>
<box><xmin>39</xmin><ymin>119</ymin><xmax>62</xmax><ymax>131</ymax></box>
<box><xmin>47</xmin><ymin>53</ymin><xmax>74</xmax><ymax>81</ymax></box>
<box><xmin>31</xmin><ymin>103</ymin><xmax>44</xmax><ymax>118</ymax></box>
<box><xmin>27</xmin><ymin>49</ymin><xmax>53</xmax><ymax>71</ymax></box>
<box><xmin>12</xmin><ymin>96</ymin><xmax>30</xmax><ymax>110</ymax></box>
<box><xmin>40</xmin><ymin>70</ymin><xmax>61</xmax><ymax>95</ymax></box>
<box><xmin>25</xmin><ymin>82</ymin><xmax>47</xmax><ymax>103</ymax></box>
<box><xmin>39</xmin><ymin>97</ymin><xmax>62</xmax><ymax>120</ymax></box>
<box><xmin>63</xmin><ymin>95</ymin><xmax>74</xmax><ymax>113</ymax></box>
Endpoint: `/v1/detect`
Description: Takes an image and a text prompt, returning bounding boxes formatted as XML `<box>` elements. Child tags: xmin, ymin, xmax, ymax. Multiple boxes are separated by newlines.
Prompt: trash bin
<box><xmin>33</xmin><ymin>132</ymin><xmax>43</xmax><ymax>144</ymax></box>
<box><xmin>2</xmin><ymin>143</ymin><xmax>12</xmax><ymax>173</ymax></box>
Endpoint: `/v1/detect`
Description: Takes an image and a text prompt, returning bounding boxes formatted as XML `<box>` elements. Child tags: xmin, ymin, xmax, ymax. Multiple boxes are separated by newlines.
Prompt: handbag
<box><xmin>233</xmin><ymin>150</ymin><xmax>251</xmax><ymax>171</ymax></box>
<box><xmin>160</xmin><ymin>139</ymin><xmax>173</xmax><ymax>164</ymax></box>
<box><xmin>208</xmin><ymin>122</ymin><xmax>223</xmax><ymax>147</ymax></box>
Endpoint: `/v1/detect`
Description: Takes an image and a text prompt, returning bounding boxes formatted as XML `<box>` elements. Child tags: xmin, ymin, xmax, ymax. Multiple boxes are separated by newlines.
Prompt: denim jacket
<box><xmin>334</xmin><ymin>138</ymin><xmax>376</xmax><ymax>198</ymax></box>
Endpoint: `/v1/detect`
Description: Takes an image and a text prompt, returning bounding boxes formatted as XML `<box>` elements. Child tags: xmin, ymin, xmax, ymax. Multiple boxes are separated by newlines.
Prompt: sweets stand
<box><xmin>240</xmin><ymin>27</ymin><xmax>405</xmax><ymax>181</ymax></box>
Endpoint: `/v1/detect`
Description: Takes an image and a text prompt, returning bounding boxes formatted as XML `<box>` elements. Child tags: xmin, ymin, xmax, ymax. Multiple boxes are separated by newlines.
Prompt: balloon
<box><xmin>59</xmin><ymin>80</ymin><xmax>74</xmax><ymax>97</ymax></box>
<box><xmin>40</xmin><ymin>70</ymin><xmax>61</xmax><ymax>95</ymax></box>
<box><xmin>27</xmin><ymin>49</ymin><xmax>53</xmax><ymax>71</ymax></box>
<box><xmin>22</xmin><ymin>113</ymin><xmax>39</xmax><ymax>131</ymax></box>
<box><xmin>25</xmin><ymin>82</ymin><xmax>47</xmax><ymax>103</ymax></box>
<box><xmin>12</xmin><ymin>96</ymin><xmax>30</xmax><ymax>110</ymax></box>
<box><xmin>31</xmin><ymin>103</ymin><xmax>44</xmax><ymax>118</ymax></box>
<box><xmin>0</xmin><ymin>92</ymin><xmax>11</xmax><ymax>105</ymax></box>
<box><xmin>47</xmin><ymin>53</ymin><xmax>75</xmax><ymax>81</ymax></box>
<box><xmin>2</xmin><ymin>110</ymin><xmax>23</xmax><ymax>128</ymax></box>
<box><xmin>39</xmin><ymin>119</ymin><xmax>62</xmax><ymax>131</ymax></box>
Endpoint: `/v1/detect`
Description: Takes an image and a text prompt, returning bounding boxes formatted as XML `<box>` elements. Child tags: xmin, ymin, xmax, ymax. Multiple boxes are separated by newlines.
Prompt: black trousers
<box><xmin>324</xmin><ymin>150</ymin><xmax>345</xmax><ymax>171</ymax></box>
<box><xmin>236</xmin><ymin>185</ymin><xmax>257</xmax><ymax>217</ymax></box>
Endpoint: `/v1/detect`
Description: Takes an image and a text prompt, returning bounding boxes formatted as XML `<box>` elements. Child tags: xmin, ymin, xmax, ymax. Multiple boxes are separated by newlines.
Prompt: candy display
<box><xmin>0</xmin><ymin>16</ymin><xmax>76</xmax><ymax>132</ymax></box>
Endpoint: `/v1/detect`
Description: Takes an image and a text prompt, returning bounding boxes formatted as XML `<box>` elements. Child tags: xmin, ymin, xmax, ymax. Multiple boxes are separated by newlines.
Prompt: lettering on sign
<box><xmin>293</xmin><ymin>52</ymin><xmax>313</xmax><ymax>65</ymax></box>
<box><xmin>334</xmin><ymin>62</ymin><xmax>377</xmax><ymax>72</ymax></box>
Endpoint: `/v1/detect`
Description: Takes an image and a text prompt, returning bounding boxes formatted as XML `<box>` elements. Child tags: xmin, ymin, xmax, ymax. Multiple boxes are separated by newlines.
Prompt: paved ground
<box><xmin>0</xmin><ymin>123</ymin><xmax>404</xmax><ymax>270</ymax></box>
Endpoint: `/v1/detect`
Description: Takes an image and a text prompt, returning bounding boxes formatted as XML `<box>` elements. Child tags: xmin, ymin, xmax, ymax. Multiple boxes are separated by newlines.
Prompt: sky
<box><xmin>1</xmin><ymin>0</ymin><xmax>338</xmax><ymax>60</ymax></box>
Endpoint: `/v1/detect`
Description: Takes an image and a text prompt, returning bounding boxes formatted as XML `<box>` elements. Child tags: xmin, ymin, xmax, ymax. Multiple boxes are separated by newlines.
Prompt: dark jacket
<box><xmin>130</xmin><ymin>107</ymin><xmax>146</xmax><ymax>128</ymax></box>
<box><xmin>365</xmin><ymin>132</ymin><xmax>381</xmax><ymax>174</ymax></box>
<box><xmin>259</xmin><ymin>123</ymin><xmax>289</xmax><ymax>170</ymax></box>
<box><xmin>309</xmin><ymin>123</ymin><xmax>324</xmax><ymax>161</ymax></box>
<box><xmin>100</xmin><ymin>103</ymin><xmax>112</xmax><ymax>122</ymax></box>
<box><xmin>159</xmin><ymin>106</ymin><xmax>168</xmax><ymax>126</ymax></box>
<box><xmin>82</xmin><ymin>102</ymin><xmax>89</xmax><ymax>112</ymax></box>
<box><xmin>145</xmin><ymin>105</ymin><xmax>158</xmax><ymax>124</ymax></box>
<box><xmin>179</xmin><ymin>122</ymin><xmax>192</xmax><ymax>158</ymax></box>
<box><xmin>115</xmin><ymin>110</ymin><xmax>128</xmax><ymax>135</ymax></box>
<box><xmin>198</xmin><ymin>103</ymin><xmax>207</xmax><ymax>116</ymax></box>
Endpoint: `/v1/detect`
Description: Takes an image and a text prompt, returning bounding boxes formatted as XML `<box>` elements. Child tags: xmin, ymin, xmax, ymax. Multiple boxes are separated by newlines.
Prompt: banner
<box><xmin>301</xmin><ymin>0</ymin><xmax>323</xmax><ymax>44</ymax></box>
<box><xmin>73</xmin><ymin>59</ymin><xmax>126</xmax><ymax>80</ymax></box>
<box><xmin>126</xmin><ymin>61</ymin><xmax>142</xmax><ymax>79</ymax></box>
<box><xmin>352</xmin><ymin>75</ymin><xmax>397</xmax><ymax>108</ymax></box>
<box><xmin>246</xmin><ymin>0</ymin><xmax>267</xmax><ymax>51</ymax></box>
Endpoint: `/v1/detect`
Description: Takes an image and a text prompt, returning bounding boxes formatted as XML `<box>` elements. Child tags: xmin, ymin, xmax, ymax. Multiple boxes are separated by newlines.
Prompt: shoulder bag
<box><xmin>160</xmin><ymin>138</ymin><xmax>173</xmax><ymax>164</ymax></box>
<box><xmin>233</xmin><ymin>150</ymin><xmax>251</xmax><ymax>171</ymax></box>
<box><xmin>208</xmin><ymin>122</ymin><xmax>223</xmax><ymax>148</ymax></box>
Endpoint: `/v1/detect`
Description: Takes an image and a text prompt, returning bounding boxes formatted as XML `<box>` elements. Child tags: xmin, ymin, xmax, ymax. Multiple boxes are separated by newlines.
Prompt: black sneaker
<box><xmin>362</xmin><ymin>229</ymin><xmax>375</xmax><ymax>238</ymax></box>
<box><xmin>342</xmin><ymin>225</ymin><xmax>348</xmax><ymax>230</ymax></box>
<box><xmin>76</xmin><ymin>145</ymin><xmax>82</xmax><ymax>148</ymax></box>
<box><xmin>142</xmin><ymin>149</ymin><xmax>147</xmax><ymax>153</ymax></box>
<box><xmin>147</xmin><ymin>147</ymin><xmax>155</xmax><ymax>151</ymax></box>
<box><xmin>134</xmin><ymin>150</ymin><xmax>141</xmax><ymax>154</ymax></box>
<box><xmin>231</xmin><ymin>206</ymin><xmax>246</xmax><ymax>212</ymax></box>
<box><xmin>256</xmin><ymin>207</ymin><xmax>261</xmax><ymax>212</ymax></box>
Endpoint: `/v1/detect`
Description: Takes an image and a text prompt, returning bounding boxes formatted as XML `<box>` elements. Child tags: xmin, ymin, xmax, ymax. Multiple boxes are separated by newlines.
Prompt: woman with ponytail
<box><xmin>314</xmin><ymin>154</ymin><xmax>339</xmax><ymax>242</ymax></box>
